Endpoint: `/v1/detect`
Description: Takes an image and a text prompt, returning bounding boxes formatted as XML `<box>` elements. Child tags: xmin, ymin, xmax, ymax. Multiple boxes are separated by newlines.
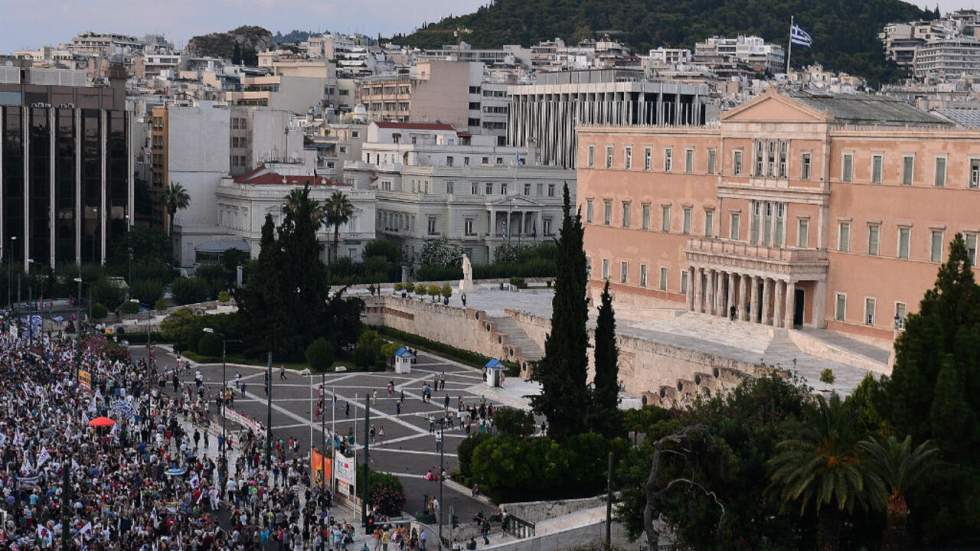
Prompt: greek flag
<box><xmin>791</xmin><ymin>23</ymin><xmax>813</xmax><ymax>47</ymax></box>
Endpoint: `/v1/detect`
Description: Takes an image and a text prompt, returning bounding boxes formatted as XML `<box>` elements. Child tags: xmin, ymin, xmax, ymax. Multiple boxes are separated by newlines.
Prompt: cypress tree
<box><xmin>235</xmin><ymin>213</ymin><xmax>286</xmax><ymax>355</ymax></box>
<box><xmin>590</xmin><ymin>279</ymin><xmax>623</xmax><ymax>437</ymax></box>
<box><xmin>531</xmin><ymin>183</ymin><xmax>589</xmax><ymax>441</ymax></box>
<box><xmin>890</xmin><ymin>233</ymin><xmax>980</xmax><ymax>446</ymax></box>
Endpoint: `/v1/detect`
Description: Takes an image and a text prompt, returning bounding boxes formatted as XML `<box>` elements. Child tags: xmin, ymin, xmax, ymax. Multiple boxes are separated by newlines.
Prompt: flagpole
<box><xmin>786</xmin><ymin>16</ymin><xmax>794</xmax><ymax>75</ymax></box>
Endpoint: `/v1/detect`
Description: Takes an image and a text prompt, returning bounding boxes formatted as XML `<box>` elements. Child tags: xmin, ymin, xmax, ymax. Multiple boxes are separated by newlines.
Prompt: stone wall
<box><xmin>500</xmin><ymin>496</ymin><xmax>606</xmax><ymax>525</ymax></box>
<box><xmin>362</xmin><ymin>296</ymin><xmax>540</xmax><ymax>370</ymax></box>
<box><xmin>365</xmin><ymin>297</ymin><xmax>767</xmax><ymax>403</ymax></box>
<box><xmin>504</xmin><ymin>309</ymin><xmax>765</xmax><ymax>402</ymax></box>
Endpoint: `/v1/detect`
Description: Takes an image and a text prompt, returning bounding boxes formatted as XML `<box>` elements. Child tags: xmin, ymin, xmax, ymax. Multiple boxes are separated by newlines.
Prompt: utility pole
<box><xmin>265</xmin><ymin>352</ymin><xmax>272</xmax><ymax>468</ymax></box>
<box><xmin>605</xmin><ymin>451</ymin><xmax>613</xmax><ymax>550</ymax></box>
<box><xmin>361</xmin><ymin>395</ymin><xmax>370</xmax><ymax>528</ymax></box>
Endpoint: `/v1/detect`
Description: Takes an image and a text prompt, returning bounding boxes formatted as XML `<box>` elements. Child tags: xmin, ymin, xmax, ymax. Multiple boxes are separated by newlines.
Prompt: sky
<box><xmin>0</xmin><ymin>0</ymin><xmax>975</xmax><ymax>53</ymax></box>
<box><xmin>0</xmin><ymin>0</ymin><xmax>487</xmax><ymax>52</ymax></box>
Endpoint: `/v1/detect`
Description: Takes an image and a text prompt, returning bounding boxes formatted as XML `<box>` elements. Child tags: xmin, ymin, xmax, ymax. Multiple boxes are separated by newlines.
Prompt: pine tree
<box><xmin>590</xmin><ymin>279</ymin><xmax>623</xmax><ymax>437</ymax></box>
<box><xmin>531</xmin><ymin>183</ymin><xmax>590</xmax><ymax>441</ymax></box>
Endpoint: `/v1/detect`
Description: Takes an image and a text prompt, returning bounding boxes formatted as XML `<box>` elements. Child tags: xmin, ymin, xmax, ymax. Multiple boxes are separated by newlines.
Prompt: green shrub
<box><xmin>305</xmin><ymin>337</ymin><xmax>335</xmax><ymax>372</ymax></box>
<box><xmin>494</xmin><ymin>407</ymin><xmax>536</xmax><ymax>437</ymax></box>
<box><xmin>119</xmin><ymin>301</ymin><xmax>140</xmax><ymax>315</ymax></box>
<box><xmin>198</xmin><ymin>332</ymin><xmax>223</xmax><ymax>358</ymax></box>
<box><xmin>820</xmin><ymin>368</ymin><xmax>835</xmax><ymax>385</ymax></box>
<box><xmin>440</xmin><ymin>284</ymin><xmax>452</xmax><ymax>299</ymax></box>
<box><xmin>91</xmin><ymin>280</ymin><xmax>124</xmax><ymax>310</ymax></box>
<box><xmin>393</xmin><ymin>282</ymin><xmax>403</xmax><ymax>292</ymax></box>
<box><xmin>91</xmin><ymin>303</ymin><xmax>108</xmax><ymax>320</ymax></box>
<box><xmin>413</xmin><ymin>283</ymin><xmax>426</xmax><ymax>295</ymax></box>
<box><xmin>129</xmin><ymin>278</ymin><xmax>164</xmax><ymax>306</ymax></box>
<box><xmin>171</xmin><ymin>277</ymin><xmax>210</xmax><ymax>305</ymax></box>
<box><xmin>458</xmin><ymin>433</ymin><xmax>493</xmax><ymax>481</ymax></box>
<box><xmin>153</xmin><ymin>298</ymin><xmax>168</xmax><ymax>311</ymax></box>
<box><xmin>353</xmin><ymin>329</ymin><xmax>385</xmax><ymax>371</ymax></box>
<box><xmin>355</xmin><ymin>469</ymin><xmax>406</xmax><ymax>517</ymax></box>
<box><xmin>217</xmin><ymin>290</ymin><xmax>231</xmax><ymax>303</ymax></box>
<box><xmin>427</xmin><ymin>284</ymin><xmax>441</xmax><ymax>299</ymax></box>
<box><xmin>509</xmin><ymin>277</ymin><xmax>527</xmax><ymax>289</ymax></box>
<box><xmin>372</xmin><ymin>325</ymin><xmax>518</xmax><ymax>372</ymax></box>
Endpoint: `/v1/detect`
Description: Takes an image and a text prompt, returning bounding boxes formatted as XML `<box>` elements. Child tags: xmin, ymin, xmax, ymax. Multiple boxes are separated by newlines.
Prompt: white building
<box><xmin>344</xmin><ymin>122</ymin><xmax>574</xmax><ymax>264</ymax></box>
<box><xmin>205</xmin><ymin>164</ymin><xmax>376</xmax><ymax>265</ymax></box>
<box><xmin>913</xmin><ymin>37</ymin><xmax>980</xmax><ymax>80</ymax></box>
<box><xmin>694</xmin><ymin>35</ymin><xmax>785</xmax><ymax>74</ymax></box>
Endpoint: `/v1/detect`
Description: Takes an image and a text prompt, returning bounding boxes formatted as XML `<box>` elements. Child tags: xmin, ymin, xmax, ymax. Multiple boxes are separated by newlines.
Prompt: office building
<box><xmin>0</xmin><ymin>65</ymin><xmax>133</xmax><ymax>268</ymax></box>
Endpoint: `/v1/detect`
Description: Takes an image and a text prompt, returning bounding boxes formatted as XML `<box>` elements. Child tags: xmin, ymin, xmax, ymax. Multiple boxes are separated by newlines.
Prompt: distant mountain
<box><xmin>187</xmin><ymin>26</ymin><xmax>273</xmax><ymax>63</ymax></box>
<box><xmin>396</xmin><ymin>0</ymin><xmax>933</xmax><ymax>84</ymax></box>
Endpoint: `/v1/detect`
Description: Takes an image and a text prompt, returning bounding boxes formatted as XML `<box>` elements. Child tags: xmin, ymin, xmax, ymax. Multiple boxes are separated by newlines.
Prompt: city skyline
<box><xmin>1</xmin><ymin>0</ymin><xmax>974</xmax><ymax>53</ymax></box>
<box><xmin>0</xmin><ymin>0</ymin><xmax>488</xmax><ymax>52</ymax></box>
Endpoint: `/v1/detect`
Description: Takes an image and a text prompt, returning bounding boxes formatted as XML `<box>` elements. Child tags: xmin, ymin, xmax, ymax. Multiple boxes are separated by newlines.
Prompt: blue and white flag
<box><xmin>791</xmin><ymin>23</ymin><xmax>813</xmax><ymax>47</ymax></box>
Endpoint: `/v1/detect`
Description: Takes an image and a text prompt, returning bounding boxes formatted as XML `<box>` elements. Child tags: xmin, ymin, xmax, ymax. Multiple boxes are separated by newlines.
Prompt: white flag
<box><xmin>36</xmin><ymin>447</ymin><xmax>50</xmax><ymax>468</ymax></box>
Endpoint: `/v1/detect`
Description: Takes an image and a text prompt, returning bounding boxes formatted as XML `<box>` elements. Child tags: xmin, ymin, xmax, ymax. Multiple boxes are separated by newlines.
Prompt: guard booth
<box><xmin>394</xmin><ymin>347</ymin><xmax>413</xmax><ymax>374</ymax></box>
<box><xmin>485</xmin><ymin>358</ymin><xmax>504</xmax><ymax>388</ymax></box>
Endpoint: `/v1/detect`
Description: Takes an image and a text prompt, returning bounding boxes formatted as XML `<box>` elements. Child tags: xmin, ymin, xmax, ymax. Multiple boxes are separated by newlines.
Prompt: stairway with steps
<box><xmin>488</xmin><ymin>315</ymin><xmax>544</xmax><ymax>363</ymax></box>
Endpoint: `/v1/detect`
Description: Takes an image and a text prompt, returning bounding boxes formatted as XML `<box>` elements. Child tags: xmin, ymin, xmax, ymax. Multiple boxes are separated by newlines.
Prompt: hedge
<box><xmin>372</xmin><ymin>325</ymin><xmax>519</xmax><ymax>373</ymax></box>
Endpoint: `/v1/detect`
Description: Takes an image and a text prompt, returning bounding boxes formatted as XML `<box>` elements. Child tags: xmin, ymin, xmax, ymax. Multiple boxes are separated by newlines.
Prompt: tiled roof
<box><xmin>233</xmin><ymin>166</ymin><xmax>344</xmax><ymax>186</ymax></box>
<box><xmin>788</xmin><ymin>91</ymin><xmax>950</xmax><ymax>126</ymax></box>
<box><xmin>374</xmin><ymin>121</ymin><xmax>456</xmax><ymax>131</ymax></box>
<box><xmin>931</xmin><ymin>106</ymin><xmax>980</xmax><ymax>128</ymax></box>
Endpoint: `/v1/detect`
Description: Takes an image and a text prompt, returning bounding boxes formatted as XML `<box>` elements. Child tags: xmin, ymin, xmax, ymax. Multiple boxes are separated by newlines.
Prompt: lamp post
<box><xmin>265</xmin><ymin>352</ymin><xmax>272</xmax><ymax>468</ymax></box>
<box><xmin>7</xmin><ymin>235</ymin><xmax>16</xmax><ymax>309</ymax></box>
<box><xmin>203</xmin><ymin>327</ymin><xmax>227</xmax><ymax>466</ymax></box>
<box><xmin>436</xmin><ymin>418</ymin><xmax>445</xmax><ymax>550</ymax></box>
<box><xmin>25</xmin><ymin>259</ymin><xmax>34</xmax><ymax>341</ymax></box>
<box><xmin>73</xmin><ymin>277</ymin><xmax>82</xmax><ymax>384</ymax></box>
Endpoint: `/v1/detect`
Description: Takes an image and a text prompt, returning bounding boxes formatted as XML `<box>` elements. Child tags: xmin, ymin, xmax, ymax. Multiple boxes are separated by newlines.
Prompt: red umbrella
<box><xmin>88</xmin><ymin>416</ymin><xmax>116</xmax><ymax>428</ymax></box>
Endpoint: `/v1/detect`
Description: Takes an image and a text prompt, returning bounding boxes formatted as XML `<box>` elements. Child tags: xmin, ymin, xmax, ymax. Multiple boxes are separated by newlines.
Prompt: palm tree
<box><xmin>858</xmin><ymin>435</ymin><xmax>938</xmax><ymax>550</ymax></box>
<box><xmin>323</xmin><ymin>191</ymin><xmax>354</xmax><ymax>263</ymax></box>
<box><xmin>768</xmin><ymin>394</ymin><xmax>870</xmax><ymax>551</ymax></box>
<box><xmin>162</xmin><ymin>182</ymin><xmax>190</xmax><ymax>238</ymax></box>
<box><xmin>283</xmin><ymin>187</ymin><xmax>326</xmax><ymax>227</ymax></box>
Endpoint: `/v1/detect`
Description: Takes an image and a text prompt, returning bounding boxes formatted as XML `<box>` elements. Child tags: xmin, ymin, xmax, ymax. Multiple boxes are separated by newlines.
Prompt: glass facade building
<box><xmin>0</xmin><ymin>73</ymin><xmax>132</xmax><ymax>268</ymax></box>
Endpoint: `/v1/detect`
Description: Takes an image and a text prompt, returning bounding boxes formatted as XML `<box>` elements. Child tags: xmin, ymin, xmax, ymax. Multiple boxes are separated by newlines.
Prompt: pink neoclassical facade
<box><xmin>577</xmin><ymin>90</ymin><xmax>980</xmax><ymax>341</ymax></box>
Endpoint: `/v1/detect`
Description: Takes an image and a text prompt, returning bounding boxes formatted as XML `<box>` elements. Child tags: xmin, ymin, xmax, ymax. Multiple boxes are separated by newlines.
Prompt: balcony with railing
<box><xmin>685</xmin><ymin>237</ymin><xmax>828</xmax><ymax>279</ymax></box>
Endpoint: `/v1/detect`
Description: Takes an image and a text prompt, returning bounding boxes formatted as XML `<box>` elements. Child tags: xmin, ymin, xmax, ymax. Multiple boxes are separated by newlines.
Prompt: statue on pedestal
<box><xmin>459</xmin><ymin>254</ymin><xmax>474</xmax><ymax>293</ymax></box>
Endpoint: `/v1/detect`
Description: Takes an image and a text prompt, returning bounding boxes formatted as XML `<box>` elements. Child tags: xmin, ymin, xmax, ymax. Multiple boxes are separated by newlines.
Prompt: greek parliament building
<box><xmin>0</xmin><ymin>65</ymin><xmax>132</xmax><ymax>269</ymax></box>
<box><xmin>578</xmin><ymin>90</ymin><xmax>980</xmax><ymax>342</ymax></box>
<box><xmin>507</xmin><ymin>69</ymin><xmax>711</xmax><ymax>169</ymax></box>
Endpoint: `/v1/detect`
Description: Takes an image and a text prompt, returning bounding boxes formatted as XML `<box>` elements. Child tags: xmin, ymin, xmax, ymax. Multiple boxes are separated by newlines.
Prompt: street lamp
<box><xmin>6</xmin><ymin>235</ymin><xmax>16</xmax><ymax>309</ymax></box>
<box><xmin>203</xmin><ymin>327</ymin><xmax>227</xmax><ymax>466</ymax></box>
<box><xmin>436</xmin><ymin>418</ymin><xmax>446</xmax><ymax>550</ymax></box>
<box><xmin>130</xmin><ymin>298</ymin><xmax>150</xmax><ymax>362</ymax></box>
<box><xmin>25</xmin><ymin>259</ymin><xmax>34</xmax><ymax>342</ymax></box>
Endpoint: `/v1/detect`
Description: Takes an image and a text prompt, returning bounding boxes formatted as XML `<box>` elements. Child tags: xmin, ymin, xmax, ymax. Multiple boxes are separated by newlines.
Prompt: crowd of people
<box><xmin>0</xmin><ymin>330</ymin><xmax>367</xmax><ymax>550</ymax></box>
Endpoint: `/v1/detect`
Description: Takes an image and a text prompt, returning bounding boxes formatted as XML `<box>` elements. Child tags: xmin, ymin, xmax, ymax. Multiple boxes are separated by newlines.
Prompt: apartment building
<box><xmin>358</xmin><ymin>61</ymin><xmax>510</xmax><ymax>142</ymax></box>
<box><xmin>224</xmin><ymin>74</ymin><xmax>325</xmax><ymax>114</ymax></box>
<box><xmin>508</xmin><ymin>70</ymin><xmax>710</xmax><ymax>169</ymax></box>
<box><xmin>913</xmin><ymin>37</ymin><xmax>980</xmax><ymax>80</ymax></box>
<box><xmin>0</xmin><ymin>65</ymin><xmax>133</xmax><ymax>268</ymax></box>
<box><xmin>577</xmin><ymin>90</ymin><xmax>979</xmax><ymax>341</ymax></box>
<box><xmin>694</xmin><ymin>35</ymin><xmax>785</xmax><ymax>74</ymax></box>
<box><xmin>150</xmin><ymin>102</ymin><xmax>303</xmax><ymax>228</ymax></box>
<box><xmin>344</xmin><ymin>122</ymin><xmax>574</xmax><ymax>264</ymax></box>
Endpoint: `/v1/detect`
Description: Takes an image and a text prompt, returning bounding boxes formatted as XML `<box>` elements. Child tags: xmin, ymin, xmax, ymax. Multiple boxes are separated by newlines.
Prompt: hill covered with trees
<box><xmin>187</xmin><ymin>25</ymin><xmax>273</xmax><ymax>65</ymax></box>
<box><xmin>396</xmin><ymin>0</ymin><xmax>934</xmax><ymax>84</ymax></box>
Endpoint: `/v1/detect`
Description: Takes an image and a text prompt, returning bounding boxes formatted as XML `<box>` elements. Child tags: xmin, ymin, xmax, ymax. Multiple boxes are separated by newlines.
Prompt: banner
<box><xmin>223</xmin><ymin>408</ymin><xmax>264</xmax><ymax>435</ymax></box>
<box><xmin>334</xmin><ymin>450</ymin><xmax>356</xmax><ymax>497</ymax></box>
<box><xmin>310</xmin><ymin>449</ymin><xmax>332</xmax><ymax>484</ymax></box>
<box><xmin>78</xmin><ymin>370</ymin><xmax>92</xmax><ymax>392</ymax></box>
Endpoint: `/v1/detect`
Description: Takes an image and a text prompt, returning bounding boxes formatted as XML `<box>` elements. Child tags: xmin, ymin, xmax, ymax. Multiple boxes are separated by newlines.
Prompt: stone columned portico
<box><xmin>684</xmin><ymin>237</ymin><xmax>828</xmax><ymax>329</ymax></box>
